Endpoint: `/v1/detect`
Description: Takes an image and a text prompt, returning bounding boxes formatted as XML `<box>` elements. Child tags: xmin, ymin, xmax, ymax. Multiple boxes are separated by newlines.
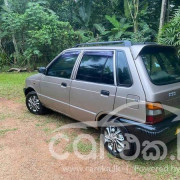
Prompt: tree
<box><xmin>1</xmin><ymin>1</ymin><xmax>79</xmax><ymax>68</ymax></box>
<box><xmin>3</xmin><ymin>0</ymin><xmax>20</xmax><ymax>64</ymax></box>
<box><xmin>159</xmin><ymin>6</ymin><xmax>180</xmax><ymax>55</ymax></box>
<box><xmin>0</xmin><ymin>0</ymin><xmax>180</xmax><ymax>70</ymax></box>
<box><xmin>159</xmin><ymin>0</ymin><xmax>168</xmax><ymax>33</ymax></box>
<box><xmin>126</xmin><ymin>0</ymin><xmax>139</xmax><ymax>33</ymax></box>
<box><xmin>94</xmin><ymin>15</ymin><xmax>132</xmax><ymax>41</ymax></box>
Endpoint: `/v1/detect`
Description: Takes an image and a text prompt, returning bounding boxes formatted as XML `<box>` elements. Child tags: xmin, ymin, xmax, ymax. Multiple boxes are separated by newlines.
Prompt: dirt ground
<box><xmin>0</xmin><ymin>98</ymin><xmax>146</xmax><ymax>180</ymax></box>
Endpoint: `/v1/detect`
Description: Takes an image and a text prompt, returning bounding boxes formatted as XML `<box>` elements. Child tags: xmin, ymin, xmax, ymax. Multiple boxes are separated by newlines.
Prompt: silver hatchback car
<box><xmin>24</xmin><ymin>41</ymin><xmax>180</xmax><ymax>158</ymax></box>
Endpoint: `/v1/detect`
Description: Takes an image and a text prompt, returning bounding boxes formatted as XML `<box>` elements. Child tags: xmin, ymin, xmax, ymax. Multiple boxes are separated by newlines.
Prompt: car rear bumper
<box><xmin>120</xmin><ymin>116</ymin><xmax>180</xmax><ymax>144</ymax></box>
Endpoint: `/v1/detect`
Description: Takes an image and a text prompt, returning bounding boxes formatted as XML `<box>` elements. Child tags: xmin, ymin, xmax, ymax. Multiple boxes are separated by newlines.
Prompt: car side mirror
<box><xmin>38</xmin><ymin>67</ymin><xmax>46</xmax><ymax>74</ymax></box>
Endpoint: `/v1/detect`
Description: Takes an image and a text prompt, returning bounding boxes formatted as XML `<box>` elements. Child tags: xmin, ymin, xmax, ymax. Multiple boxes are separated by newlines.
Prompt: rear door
<box><xmin>70</xmin><ymin>50</ymin><xmax>116</xmax><ymax>122</ymax></box>
<box><xmin>39</xmin><ymin>51</ymin><xmax>80</xmax><ymax>115</ymax></box>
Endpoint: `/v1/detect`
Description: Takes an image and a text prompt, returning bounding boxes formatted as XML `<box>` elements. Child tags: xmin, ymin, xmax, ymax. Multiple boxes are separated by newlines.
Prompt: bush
<box><xmin>0</xmin><ymin>50</ymin><xmax>10</xmax><ymax>68</ymax></box>
<box><xmin>22</xmin><ymin>2</ymin><xmax>80</xmax><ymax>67</ymax></box>
<box><xmin>159</xmin><ymin>7</ymin><xmax>180</xmax><ymax>55</ymax></box>
<box><xmin>1</xmin><ymin>2</ymin><xmax>80</xmax><ymax>70</ymax></box>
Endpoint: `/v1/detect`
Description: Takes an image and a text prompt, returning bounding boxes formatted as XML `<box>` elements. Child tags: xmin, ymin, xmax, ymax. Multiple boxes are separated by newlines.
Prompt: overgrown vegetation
<box><xmin>159</xmin><ymin>6</ymin><xmax>180</xmax><ymax>55</ymax></box>
<box><xmin>0</xmin><ymin>0</ymin><xmax>179</xmax><ymax>71</ymax></box>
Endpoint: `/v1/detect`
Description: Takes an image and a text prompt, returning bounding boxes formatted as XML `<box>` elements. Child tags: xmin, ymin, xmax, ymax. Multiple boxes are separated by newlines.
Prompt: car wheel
<box><xmin>26</xmin><ymin>91</ymin><xmax>48</xmax><ymax>115</ymax></box>
<box><xmin>101</xmin><ymin>119</ymin><xmax>135</xmax><ymax>159</ymax></box>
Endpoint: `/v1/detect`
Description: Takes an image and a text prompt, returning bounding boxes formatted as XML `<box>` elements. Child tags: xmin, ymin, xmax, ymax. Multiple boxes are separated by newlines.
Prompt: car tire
<box><xmin>101</xmin><ymin>118</ymin><xmax>135</xmax><ymax>159</ymax></box>
<box><xmin>26</xmin><ymin>91</ymin><xmax>48</xmax><ymax>115</ymax></box>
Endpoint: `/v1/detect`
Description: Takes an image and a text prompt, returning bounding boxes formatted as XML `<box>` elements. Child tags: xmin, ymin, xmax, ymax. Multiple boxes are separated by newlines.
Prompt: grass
<box><xmin>43</xmin><ymin>127</ymin><xmax>52</xmax><ymax>134</ymax></box>
<box><xmin>77</xmin><ymin>141</ymin><xmax>93</xmax><ymax>153</ymax></box>
<box><xmin>0</xmin><ymin>128</ymin><xmax>18</xmax><ymax>136</ymax></box>
<box><xmin>34</xmin><ymin>112</ymin><xmax>75</xmax><ymax>129</ymax></box>
<box><xmin>0</xmin><ymin>72</ymin><xmax>180</xmax><ymax>179</ymax></box>
<box><xmin>0</xmin><ymin>111</ymin><xmax>16</xmax><ymax>121</ymax></box>
<box><xmin>130</xmin><ymin>140</ymin><xmax>180</xmax><ymax>180</ymax></box>
<box><xmin>65</xmin><ymin>140</ymin><xmax>93</xmax><ymax>154</ymax></box>
<box><xmin>0</xmin><ymin>113</ymin><xmax>9</xmax><ymax>121</ymax></box>
<box><xmin>0</xmin><ymin>145</ymin><xmax>4</xmax><ymax>151</ymax></box>
<box><xmin>0</xmin><ymin>72</ymin><xmax>36</xmax><ymax>102</ymax></box>
<box><xmin>107</xmin><ymin>152</ymin><xmax>114</xmax><ymax>160</ymax></box>
<box><xmin>64</xmin><ymin>130</ymin><xmax>94</xmax><ymax>154</ymax></box>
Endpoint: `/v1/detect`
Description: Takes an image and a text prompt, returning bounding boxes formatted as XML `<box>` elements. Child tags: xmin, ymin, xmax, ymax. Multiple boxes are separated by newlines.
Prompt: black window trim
<box><xmin>74</xmin><ymin>50</ymin><xmax>116</xmax><ymax>86</ymax></box>
<box><xmin>115</xmin><ymin>50</ymin><xmax>133</xmax><ymax>87</ymax></box>
<box><xmin>45</xmin><ymin>50</ymin><xmax>81</xmax><ymax>79</ymax></box>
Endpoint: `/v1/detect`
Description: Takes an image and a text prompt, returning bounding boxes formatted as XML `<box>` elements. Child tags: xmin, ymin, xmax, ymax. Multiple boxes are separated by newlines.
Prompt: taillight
<box><xmin>146</xmin><ymin>102</ymin><xmax>164</xmax><ymax>124</ymax></box>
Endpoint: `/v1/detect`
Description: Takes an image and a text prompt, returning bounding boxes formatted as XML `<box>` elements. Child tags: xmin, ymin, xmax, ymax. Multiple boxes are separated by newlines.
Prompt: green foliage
<box><xmin>78</xmin><ymin>0</ymin><xmax>92</xmax><ymax>28</ymax></box>
<box><xmin>0</xmin><ymin>50</ymin><xmax>10</xmax><ymax>68</ymax></box>
<box><xmin>0</xmin><ymin>0</ymin><xmax>180</xmax><ymax>71</ymax></box>
<box><xmin>0</xmin><ymin>1</ymin><xmax>79</xmax><ymax>68</ymax></box>
<box><xmin>131</xmin><ymin>23</ymin><xmax>153</xmax><ymax>43</ymax></box>
<box><xmin>159</xmin><ymin>7</ymin><xmax>180</xmax><ymax>55</ymax></box>
<box><xmin>105</xmin><ymin>15</ymin><xmax>132</xmax><ymax>40</ymax></box>
<box><xmin>23</xmin><ymin>2</ymin><xmax>78</xmax><ymax>63</ymax></box>
<box><xmin>94</xmin><ymin>15</ymin><xmax>132</xmax><ymax>41</ymax></box>
<box><xmin>124</xmin><ymin>0</ymin><xmax>130</xmax><ymax>18</ymax></box>
<box><xmin>75</xmin><ymin>30</ymin><xmax>95</xmax><ymax>42</ymax></box>
<box><xmin>93</xmin><ymin>23</ymin><xmax>110</xmax><ymax>41</ymax></box>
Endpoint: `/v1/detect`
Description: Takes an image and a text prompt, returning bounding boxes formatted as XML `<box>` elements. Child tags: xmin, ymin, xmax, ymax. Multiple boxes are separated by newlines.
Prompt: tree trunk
<box><xmin>167</xmin><ymin>0</ymin><xmax>170</xmax><ymax>22</ymax></box>
<box><xmin>12</xmin><ymin>34</ymin><xmax>19</xmax><ymax>64</ymax></box>
<box><xmin>133</xmin><ymin>19</ymin><xmax>138</xmax><ymax>33</ymax></box>
<box><xmin>0</xmin><ymin>38</ymin><xmax>3</xmax><ymax>50</ymax></box>
<box><xmin>4</xmin><ymin>0</ymin><xmax>19</xmax><ymax>64</ymax></box>
<box><xmin>127</xmin><ymin>0</ymin><xmax>139</xmax><ymax>33</ymax></box>
<box><xmin>159</xmin><ymin>0</ymin><xmax>168</xmax><ymax>31</ymax></box>
<box><xmin>4</xmin><ymin>0</ymin><xmax>8</xmax><ymax>6</ymax></box>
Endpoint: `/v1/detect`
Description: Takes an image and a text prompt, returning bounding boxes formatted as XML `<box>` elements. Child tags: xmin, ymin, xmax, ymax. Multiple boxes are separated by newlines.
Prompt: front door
<box><xmin>39</xmin><ymin>51</ymin><xmax>80</xmax><ymax>115</ymax></box>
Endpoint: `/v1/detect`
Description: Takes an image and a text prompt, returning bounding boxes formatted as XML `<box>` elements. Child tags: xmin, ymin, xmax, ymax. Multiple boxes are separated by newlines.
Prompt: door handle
<box><xmin>61</xmin><ymin>82</ymin><xmax>67</xmax><ymax>87</ymax></box>
<box><xmin>101</xmin><ymin>90</ymin><xmax>110</xmax><ymax>96</ymax></box>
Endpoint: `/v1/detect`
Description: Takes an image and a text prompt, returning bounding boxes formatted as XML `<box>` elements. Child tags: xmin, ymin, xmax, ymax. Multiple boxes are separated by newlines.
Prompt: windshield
<box><xmin>140</xmin><ymin>46</ymin><xmax>180</xmax><ymax>85</ymax></box>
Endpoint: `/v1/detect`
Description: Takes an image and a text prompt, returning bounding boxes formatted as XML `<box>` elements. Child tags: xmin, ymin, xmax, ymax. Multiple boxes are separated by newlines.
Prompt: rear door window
<box><xmin>76</xmin><ymin>51</ymin><xmax>114</xmax><ymax>85</ymax></box>
<box><xmin>140</xmin><ymin>47</ymin><xmax>180</xmax><ymax>85</ymax></box>
<box><xmin>116</xmin><ymin>51</ymin><xmax>132</xmax><ymax>86</ymax></box>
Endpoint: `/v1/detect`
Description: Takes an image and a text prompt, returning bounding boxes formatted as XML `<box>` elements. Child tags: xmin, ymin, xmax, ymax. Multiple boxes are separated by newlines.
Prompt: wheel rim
<box><xmin>104</xmin><ymin>126</ymin><xmax>125</xmax><ymax>153</ymax></box>
<box><xmin>28</xmin><ymin>95</ymin><xmax>40</xmax><ymax>113</ymax></box>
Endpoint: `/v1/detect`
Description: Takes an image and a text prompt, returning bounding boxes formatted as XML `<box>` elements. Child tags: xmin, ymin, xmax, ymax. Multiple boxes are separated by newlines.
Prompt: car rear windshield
<box><xmin>140</xmin><ymin>46</ymin><xmax>180</xmax><ymax>85</ymax></box>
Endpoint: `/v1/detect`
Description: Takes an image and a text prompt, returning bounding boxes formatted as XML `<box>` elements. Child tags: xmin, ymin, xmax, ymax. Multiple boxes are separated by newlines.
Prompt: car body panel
<box><xmin>130</xmin><ymin>44</ymin><xmax>174</xmax><ymax>60</ymax></box>
<box><xmin>38</xmin><ymin>75</ymin><xmax>71</xmax><ymax>115</ymax></box>
<box><xmin>114</xmin><ymin>48</ymin><xmax>146</xmax><ymax>123</ymax></box>
<box><xmin>69</xmin><ymin>49</ymin><xmax>117</xmax><ymax>122</ymax></box>
<box><xmin>25</xmin><ymin>74</ymin><xmax>42</xmax><ymax>94</ymax></box>
<box><xmin>70</xmin><ymin>80</ymin><xmax>117</xmax><ymax>122</ymax></box>
<box><xmin>24</xmin><ymin>44</ymin><xmax>180</xmax><ymax>125</ymax></box>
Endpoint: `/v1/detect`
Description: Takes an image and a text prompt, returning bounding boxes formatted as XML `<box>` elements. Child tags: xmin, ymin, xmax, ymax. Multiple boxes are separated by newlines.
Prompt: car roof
<box><xmin>66</xmin><ymin>44</ymin><xmax>171</xmax><ymax>60</ymax></box>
